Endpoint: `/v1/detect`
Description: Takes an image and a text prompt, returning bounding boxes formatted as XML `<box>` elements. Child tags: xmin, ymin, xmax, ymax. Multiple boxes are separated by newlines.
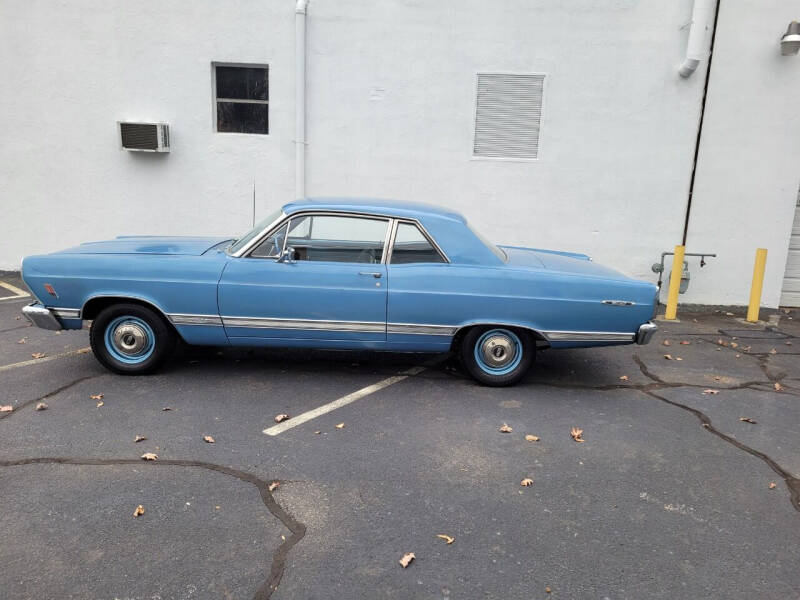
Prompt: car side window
<box><xmin>284</xmin><ymin>215</ymin><xmax>389</xmax><ymax>264</ymax></box>
<box><xmin>250</xmin><ymin>222</ymin><xmax>288</xmax><ymax>258</ymax></box>
<box><xmin>390</xmin><ymin>222</ymin><xmax>445</xmax><ymax>264</ymax></box>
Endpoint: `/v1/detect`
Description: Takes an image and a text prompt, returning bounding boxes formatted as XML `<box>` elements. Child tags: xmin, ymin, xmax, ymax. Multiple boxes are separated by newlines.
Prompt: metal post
<box><xmin>664</xmin><ymin>245</ymin><xmax>685</xmax><ymax>320</ymax></box>
<box><xmin>746</xmin><ymin>248</ymin><xmax>768</xmax><ymax>322</ymax></box>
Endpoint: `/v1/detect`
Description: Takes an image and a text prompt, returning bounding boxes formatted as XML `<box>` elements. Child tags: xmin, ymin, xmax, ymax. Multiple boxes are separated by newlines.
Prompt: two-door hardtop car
<box><xmin>22</xmin><ymin>198</ymin><xmax>658</xmax><ymax>386</ymax></box>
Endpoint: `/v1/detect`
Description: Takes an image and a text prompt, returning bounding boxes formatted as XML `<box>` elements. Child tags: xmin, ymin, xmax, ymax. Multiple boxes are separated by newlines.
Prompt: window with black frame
<box><xmin>390</xmin><ymin>222</ymin><xmax>445</xmax><ymax>264</ymax></box>
<box><xmin>214</xmin><ymin>64</ymin><xmax>269</xmax><ymax>134</ymax></box>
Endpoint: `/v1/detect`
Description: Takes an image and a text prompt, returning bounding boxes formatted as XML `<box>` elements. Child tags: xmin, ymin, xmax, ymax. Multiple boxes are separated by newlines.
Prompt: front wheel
<box><xmin>460</xmin><ymin>326</ymin><xmax>534</xmax><ymax>387</ymax></box>
<box><xmin>89</xmin><ymin>304</ymin><xmax>176</xmax><ymax>374</ymax></box>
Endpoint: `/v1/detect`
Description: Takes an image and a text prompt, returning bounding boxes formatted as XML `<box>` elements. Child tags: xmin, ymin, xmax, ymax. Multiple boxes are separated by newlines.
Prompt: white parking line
<box><xmin>0</xmin><ymin>348</ymin><xmax>91</xmax><ymax>373</ymax></box>
<box><xmin>263</xmin><ymin>365</ymin><xmax>426</xmax><ymax>436</ymax></box>
<box><xmin>0</xmin><ymin>281</ymin><xmax>30</xmax><ymax>300</ymax></box>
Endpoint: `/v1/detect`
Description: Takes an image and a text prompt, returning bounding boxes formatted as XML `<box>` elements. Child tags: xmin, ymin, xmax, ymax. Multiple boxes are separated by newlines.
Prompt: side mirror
<box><xmin>276</xmin><ymin>246</ymin><xmax>295</xmax><ymax>263</ymax></box>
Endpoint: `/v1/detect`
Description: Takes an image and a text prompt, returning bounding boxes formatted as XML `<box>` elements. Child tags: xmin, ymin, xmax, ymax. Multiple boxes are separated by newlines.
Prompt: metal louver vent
<box><xmin>473</xmin><ymin>73</ymin><xmax>544</xmax><ymax>159</ymax></box>
<box><xmin>118</xmin><ymin>122</ymin><xmax>170</xmax><ymax>152</ymax></box>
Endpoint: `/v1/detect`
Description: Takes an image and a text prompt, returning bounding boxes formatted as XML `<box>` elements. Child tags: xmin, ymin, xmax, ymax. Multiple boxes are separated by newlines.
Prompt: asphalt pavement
<box><xmin>1</xmin><ymin>273</ymin><xmax>799</xmax><ymax>600</ymax></box>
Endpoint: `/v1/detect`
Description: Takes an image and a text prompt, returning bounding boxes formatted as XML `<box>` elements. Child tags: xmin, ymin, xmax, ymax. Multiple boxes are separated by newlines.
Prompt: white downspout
<box><xmin>295</xmin><ymin>0</ymin><xmax>309</xmax><ymax>199</ymax></box>
<box><xmin>678</xmin><ymin>0</ymin><xmax>715</xmax><ymax>77</ymax></box>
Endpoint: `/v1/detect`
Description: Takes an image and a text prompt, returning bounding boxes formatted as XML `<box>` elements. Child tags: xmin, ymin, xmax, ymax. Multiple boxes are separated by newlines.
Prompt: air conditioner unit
<box><xmin>118</xmin><ymin>122</ymin><xmax>170</xmax><ymax>152</ymax></box>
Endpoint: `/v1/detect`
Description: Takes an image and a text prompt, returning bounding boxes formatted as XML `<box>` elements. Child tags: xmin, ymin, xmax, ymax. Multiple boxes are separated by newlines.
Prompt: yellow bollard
<box><xmin>664</xmin><ymin>245</ymin><xmax>685</xmax><ymax>320</ymax></box>
<box><xmin>746</xmin><ymin>248</ymin><xmax>768</xmax><ymax>323</ymax></box>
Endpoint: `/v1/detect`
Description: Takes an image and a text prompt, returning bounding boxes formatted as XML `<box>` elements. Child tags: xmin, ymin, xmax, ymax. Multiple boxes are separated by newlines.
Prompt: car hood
<box><xmin>55</xmin><ymin>236</ymin><xmax>234</xmax><ymax>256</ymax></box>
<box><xmin>501</xmin><ymin>246</ymin><xmax>629</xmax><ymax>280</ymax></box>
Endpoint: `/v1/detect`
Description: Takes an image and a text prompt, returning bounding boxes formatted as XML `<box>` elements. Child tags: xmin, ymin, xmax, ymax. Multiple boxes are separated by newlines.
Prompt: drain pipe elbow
<box><xmin>679</xmin><ymin>0</ymin><xmax>715</xmax><ymax>78</ymax></box>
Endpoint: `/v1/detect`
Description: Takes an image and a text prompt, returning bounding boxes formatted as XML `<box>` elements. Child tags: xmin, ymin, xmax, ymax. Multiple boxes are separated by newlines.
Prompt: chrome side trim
<box><xmin>168</xmin><ymin>313</ymin><xmax>224</xmax><ymax>326</ymax></box>
<box><xmin>602</xmin><ymin>300</ymin><xmax>635</xmax><ymax>307</ymax></box>
<box><xmin>51</xmin><ymin>308</ymin><xmax>81</xmax><ymax>319</ymax></box>
<box><xmin>387</xmin><ymin>323</ymin><xmax>459</xmax><ymax>336</ymax></box>
<box><xmin>543</xmin><ymin>330</ymin><xmax>636</xmax><ymax>342</ymax></box>
<box><xmin>222</xmin><ymin>316</ymin><xmax>386</xmax><ymax>333</ymax></box>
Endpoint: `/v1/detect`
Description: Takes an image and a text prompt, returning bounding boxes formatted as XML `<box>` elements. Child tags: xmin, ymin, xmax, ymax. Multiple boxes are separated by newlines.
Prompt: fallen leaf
<box><xmin>735</xmin><ymin>354</ymin><xmax>741</xmax><ymax>358</ymax></box>
<box><xmin>162</xmin><ymin>407</ymin><xmax>172</xmax><ymax>411</ymax></box>
<box><xmin>714</xmin><ymin>376</ymin><xmax>722</xmax><ymax>381</ymax></box>
<box><xmin>96</xmin><ymin>401</ymin><xmax>104</xmax><ymax>408</ymax></box>
<box><xmin>619</xmin><ymin>375</ymin><xmax>629</xmax><ymax>381</ymax></box>
<box><xmin>90</xmin><ymin>394</ymin><xmax>103</xmax><ymax>401</ymax></box>
<box><xmin>675</xmin><ymin>357</ymin><xmax>683</xmax><ymax>361</ymax></box>
<box><xmin>335</xmin><ymin>422</ymin><xmax>345</xmax><ymax>429</ymax></box>
<box><xmin>134</xmin><ymin>435</ymin><xmax>147</xmax><ymax>443</ymax></box>
<box><xmin>730</xmin><ymin>342</ymin><xmax>738</xmax><ymax>349</ymax></box>
<box><xmin>133</xmin><ymin>505</ymin><xmax>145</xmax><ymax>518</ymax></box>
<box><xmin>702</xmin><ymin>389</ymin><xmax>719</xmax><ymax>395</ymax></box>
<box><xmin>201</xmin><ymin>435</ymin><xmax>215</xmax><ymax>444</ymax></box>
<box><xmin>314</xmin><ymin>430</ymin><xmax>321</xmax><ymax>434</ymax></box>
<box><xmin>17</xmin><ymin>338</ymin><xmax>26</xmax><ymax>344</ymax></box>
<box><xmin>725</xmin><ymin>311</ymin><xmax>734</xmax><ymax>316</ymax></box>
<box><xmin>520</xmin><ymin>478</ymin><xmax>534</xmax><ymax>487</ymax></box>
<box><xmin>770</xmin><ymin>348</ymin><xmax>778</xmax><ymax>355</ymax></box>
<box><xmin>35</xmin><ymin>402</ymin><xmax>48</xmax><ymax>411</ymax></box>
<box><xmin>268</xmin><ymin>481</ymin><xmax>280</xmax><ymax>492</ymax></box>
<box><xmin>774</xmin><ymin>382</ymin><xmax>784</xmax><ymax>392</ymax></box>
<box><xmin>77</xmin><ymin>348</ymin><xmax>90</xmax><ymax>354</ymax></box>
<box><xmin>31</xmin><ymin>352</ymin><xmax>46</xmax><ymax>359</ymax></box>
<box><xmin>570</xmin><ymin>427</ymin><xmax>585</xmax><ymax>443</ymax></box>
<box><xmin>680</xmin><ymin>340</ymin><xmax>691</xmax><ymax>345</ymax></box>
<box><xmin>739</xmin><ymin>417</ymin><xmax>757</xmax><ymax>424</ymax></box>
<box><xmin>274</xmin><ymin>414</ymin><xmax>290</xmax><ymax>423</ymax></box>
<box><xmin>141</xmin><ymin>452</ymin><xmax>158</xmax><ymax>461</ymax></box>
<box><xmin>0</xmin><ymin>405</ymin><xmax>13</xmax><ymax>413</ymax></box>
<box><xmin>546</xmin><ymin>587</ymin><xmax>552</xmax><ymax>594</ymax></box>
<box><xmin>499</xmin><ymin>423</ymin><xmax>513</xmax><ymax>433</ymax></box>
<box><xmin>398</xmin><ymin>552</ymin><xmax>415</xmax><ymax>568</ymax></box>
<box><xmin>769</xmin><ymin>482</ymin><xmax>777</xmax><ymax>489</ymax></box>
<box><xmin>786</xmin><ymin>341</ymin><xmax>793</xmax><ymax>346</ymax></box>
<box><xmin>663</xmin><ymin>354</ymin><xmax>673</xmax><ymax>360</ymax></box>
<box><xmin>436</xmin><ymin>534</ymin><xmax>455</xmax><ymax>544</ymax></box>
<box><xmin>525</xmin><ymin>434</ymin><xmax>540</xmax><ymax>442</ymax></box>
<box><xmin>662</xmin><ymin>340</ymin><xmax>671</xmax><ymax>346</ymax></box>
<box><xmin>743</xmin><ymin>345</ymin><xmax>751</xmax><ymax>352</ymax></box>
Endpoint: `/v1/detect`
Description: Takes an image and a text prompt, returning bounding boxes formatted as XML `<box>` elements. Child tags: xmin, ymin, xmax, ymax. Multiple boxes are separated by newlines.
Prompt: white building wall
<box><xmin>1</xmin><ymin>0</ymin><xmax>798</xmax><ymax>307</ymax></box>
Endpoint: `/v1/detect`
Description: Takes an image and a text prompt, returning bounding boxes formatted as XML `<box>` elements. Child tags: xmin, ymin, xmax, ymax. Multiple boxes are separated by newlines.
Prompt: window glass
<box><xmin>251</xmin><ymin>222</ymin><xmax>288</xmax><ymax>258</ymax></box>
<box><xmin>390</xmin><ymin>222</ymin><xmax>445</xmax><ymax>264</ymax></box>
<box><xmin>214</xmin><ymin>64</ymin><xmax>269</xmax><ymax>134</ymax></box>
<box><xmin>228</xmin><ymin>209</ymin><xmax>283</xmax><ymax>254</ymax></box>
<box><xmin>285</xmin><ymin>215</ymin><xmax>389</xmax><ymax>263</ymax></box>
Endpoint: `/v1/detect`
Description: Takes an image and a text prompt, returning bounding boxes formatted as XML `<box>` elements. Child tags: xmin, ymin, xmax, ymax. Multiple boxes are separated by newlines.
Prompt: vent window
<box><xmin>473</xmin><ymin>73</ymin><xmax>544</xmax><ymax>159</ymax></box>
<box><xmin>213</xmin><ymin>64</ymin><xmax>269</xmax><ymax>134</ymax></box>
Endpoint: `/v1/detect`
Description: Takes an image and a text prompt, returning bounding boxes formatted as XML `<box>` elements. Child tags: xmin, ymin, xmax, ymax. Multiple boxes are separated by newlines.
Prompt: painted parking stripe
<box><xmin>263</xmin><ymin>365</ymin><xmax>426</xmax><ymax>436</ymax></box>
<box><xmin>0</xmin><ymin>348</ymin><xmax>91</xmax><ymax>373</ymax></box>
<box><xmin>0</xmin><ymin>281</ymin><xmax>30</xmax><ymax>299</ymax></box>
<box><xmin>0</xmin><ymin>295</ymin><xmax>31</xmax><ymax>303</ymax></box>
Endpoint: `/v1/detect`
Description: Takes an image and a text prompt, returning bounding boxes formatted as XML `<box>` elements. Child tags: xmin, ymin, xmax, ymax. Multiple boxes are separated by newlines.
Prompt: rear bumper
<box><xmin>635</xmin><ymin>321</ymin><xmax>658</xmax><ymax>345</ymax></box>
<box><xmin>22</xmin><ymin>302</ymin><xmax>63</xmax><ymax>331</ymax></box>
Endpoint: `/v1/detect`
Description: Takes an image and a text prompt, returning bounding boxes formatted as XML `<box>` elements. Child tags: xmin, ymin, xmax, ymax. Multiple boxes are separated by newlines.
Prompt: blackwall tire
<box><xmin>460</xmin><ymin>326</ymin><xmax>533</xmax><ymax>387</ymax></box>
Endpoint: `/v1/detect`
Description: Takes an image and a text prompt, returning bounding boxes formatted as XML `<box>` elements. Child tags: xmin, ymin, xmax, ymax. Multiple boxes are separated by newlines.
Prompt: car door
<box><xmin>218</xmin><ymin>213</ymin><xmax>390</xmax><ymax>343</ymax></box>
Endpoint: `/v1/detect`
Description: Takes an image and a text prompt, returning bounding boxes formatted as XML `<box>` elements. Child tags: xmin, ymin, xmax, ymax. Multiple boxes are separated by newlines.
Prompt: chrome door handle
<box><xmin>358</xmin><ymin>271</ymin><xmax>382</xmax><ymax>278</ymax></box>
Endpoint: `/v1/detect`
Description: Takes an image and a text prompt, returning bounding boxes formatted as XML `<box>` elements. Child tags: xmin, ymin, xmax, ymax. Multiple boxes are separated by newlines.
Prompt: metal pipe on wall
<box><xmin>679</xmin><ymin>0</ymin><xmax>716</xmax><ymax>77</ymax></box>
<box><xmin>295</xmin><ymin>0</ymin><xmax>309</xmax><ymax>200</ymax></box>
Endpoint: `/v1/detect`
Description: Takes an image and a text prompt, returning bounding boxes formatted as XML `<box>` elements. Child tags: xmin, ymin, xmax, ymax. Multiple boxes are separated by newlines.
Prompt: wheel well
<box><xmin>81</xmin><ymin>297</ymin><xmax>175</xmax><ymax>332</ymax></box>
<box><xmin>449</xmin><ymin>324</ymin><xmax>549</xmax><ymax>353</ymax></box>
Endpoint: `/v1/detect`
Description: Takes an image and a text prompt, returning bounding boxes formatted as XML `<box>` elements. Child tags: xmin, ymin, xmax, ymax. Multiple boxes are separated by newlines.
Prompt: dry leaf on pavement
<box><xmin>680</xmin><ymin>340</ymin><xmax>691</xmax><ymax>345</ymax></box>
<box><xmin>662</xmin><ymin>340</ymin><xmax>671</xmax><ymax>346</ymax></box>
<box><xmin>90</xmin><ymin>394</ymin><xmax>103</xmax><ymax>400</ymax></box>
<box><xmin>0</xmin><ymin>405</ymin><xmax>13</xmax><ymax>413</ymax></box>
<box><xmin>525</xmin><ymin>434</ymin><xmax>540</xmax><ymax>442</ymax></box>
<box><xmin>769</xmin><ymin>348</ymin><xmax>778</xmax><ymax>355</ymax></box>
<box><xmin>134</xmin><ymin>435</ymin><xmax>147</xmax><ymax>443</ymax></box>
<box><xmin>774</xmin><ymin>382</ymin><xmax>785</xmax><ymax>392</ymax></box>
<box><xmin>141</xmin><ymin>452</ymin><xmax>158</xmax><ymax>461</ymax></box>
<box><xmin>663</xmin><ymin>354</ymin><xmax>673</xmax><ymax>360</ymax></box>
<box><xmin>35</xmin><ymin>402</ymin><xmax>48</xmax><ymax>411</ymax></box>
<box><xmin>739</xmin><ymin>417</ymin><xmax>757</xmax><ymax>424</ymax></box>
<box><xmin>675</xmin><ymin>357</ymin><xmax>683</xmax><ymax>361</ymax></box>
<box><xmin>274</xmin><ymin>414</ymin><xmax>290</xmax><ymax>423</ymax></box>
<box><xmin>520</xmin><ymin>478</ymin><xmax>534</xmax><ymax>487</ymax></box>
<box><xmin>702</xmin><ymin>389</ymin><xmax>719</xmax><ymax>395</ymax></box>
<box><xmin>268</xmin><ymin>481</ymin><xmax>280</xmax><ymax>492</ymax></box>
<box><xmin>436</xmin><ymin>534</ymin><xmax>455</xmax><ymax>544</ymax></box>
<box><xmin>96</xmin><ymin>401</ymin><xmax>104</xmax><ymax>408</ymax></box>
<box><xmin>31</xmin><ymin>352</ymin><xmax>46</xmax><ymax>359</ymax></box>
<box><xmin>499</xmin><ymin>423</ymin><xmax>513</xmax><ymax>433</ymax></box>
<box><xmin>162</xmin><ymin>407</ymin><xmax>172</xmax><ymax>411</ymax></box>
<box><xmin>133</xmin><ymin>505</ymin><xmax>145</xmax><ymax>518</ymax></box>
<box><xmin>335</xmin><ymin>423</ymin><xmax>346</xmax><ymax>429</ymax></box>
<box><xmin>570</xmin><ymin>427</ymin><xmax>585</xmax><ymax>442</ymax></box>
<box><xmin>398</xmin><ymin>552</ymin><xmax>415</xmax><ymax>568</ymax></box>
<box><xmin>203</xmin><ymin>435</ymin><xmax>215</xmax><ymax>443</ymax></box>
<box><xmin>619</xmin><ymin>375</ymin><xmax>629</xmax><ymax>381</ymax></box>
<box><xmin>17</xmin><ymin>338</ymin><xmax>26</xmax><ymax>344</ymax></box>
<box><xmin>769</xmin><ymin>482</ymin><xmax>777</xmax><ymax>489</ymax></box>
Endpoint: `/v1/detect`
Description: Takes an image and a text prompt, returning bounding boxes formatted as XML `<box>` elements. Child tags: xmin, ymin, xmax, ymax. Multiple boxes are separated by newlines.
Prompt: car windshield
<box><xmin>227</xmin><ymin>209</ymin><xmax>284</xmax><ymax>254</ymax></box>
<box><xmin>467</xmin><ymin>222</ymin><xmax>507</xmax><ymax>262</ymax></box>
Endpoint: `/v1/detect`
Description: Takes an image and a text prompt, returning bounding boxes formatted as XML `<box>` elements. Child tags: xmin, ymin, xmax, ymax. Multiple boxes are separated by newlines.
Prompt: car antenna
<box><xmin>252</xmin><ymin>179</ymin><xmax>256</xmax><ymax>227</ymax></box>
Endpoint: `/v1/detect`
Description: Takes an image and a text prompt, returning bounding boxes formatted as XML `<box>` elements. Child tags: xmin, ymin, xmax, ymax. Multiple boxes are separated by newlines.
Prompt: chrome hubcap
<box><xmin>480</xmin><ymin>334</ymin><xmax>517</xmax><ymax>368</ymax></box>
<box><xmin>112</xmin><ymin>323</ymin><xmax>149</xmax><ymax>356</ymax></box>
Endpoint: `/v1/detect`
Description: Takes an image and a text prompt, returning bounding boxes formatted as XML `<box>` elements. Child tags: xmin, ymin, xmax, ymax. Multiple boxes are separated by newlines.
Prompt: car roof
<box><xmin>281</xmin><ymin>197</ymin><xmax>467</xmax><ymax>224</ymax></box>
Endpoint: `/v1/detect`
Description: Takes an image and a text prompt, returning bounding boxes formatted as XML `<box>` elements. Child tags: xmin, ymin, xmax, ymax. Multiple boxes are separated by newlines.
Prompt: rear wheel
<box><xmin>89</xmin><ymin>303</ymin><xmax>176</xmax><ymax>374</ymax></box>
<box><xmin>460</xmin><ymin>326</ymin><xmax>533</xmax><ymax>386</ymax></box>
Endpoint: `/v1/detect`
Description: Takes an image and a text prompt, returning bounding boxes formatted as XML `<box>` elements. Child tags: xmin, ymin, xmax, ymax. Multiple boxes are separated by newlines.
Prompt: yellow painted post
<box><xmin>746</xmin><ymin>248</ymin><xmax>768</xmax><ymax>323</ymax></box>
<box><xmin>664</xmin><ymin>245</ymin><xmax>685</xmax><ymax>320</ymax></box>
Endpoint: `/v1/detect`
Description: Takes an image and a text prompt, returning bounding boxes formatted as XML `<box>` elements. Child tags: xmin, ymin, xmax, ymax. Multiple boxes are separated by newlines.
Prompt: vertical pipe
<box><xmin>746</xmin><ymin>248</ymin><xmax>768</xmax><ymax>322</ymax></box>
<box><xmin>664</xmin><ymin>245</ymin><xmax>686</xmax><ymax>320</ymax></box>
<box><xmin>295</xmin><ymin>0</ymin><xmax>308</xmax><ymax>200</ymax></box>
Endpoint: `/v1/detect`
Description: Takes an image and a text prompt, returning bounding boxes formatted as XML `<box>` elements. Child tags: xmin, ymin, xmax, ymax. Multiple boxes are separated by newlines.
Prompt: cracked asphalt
<box><xmin>1</xmin><ymin>273</ymin><xmax>799</xmax><ymax>599</ymax></box>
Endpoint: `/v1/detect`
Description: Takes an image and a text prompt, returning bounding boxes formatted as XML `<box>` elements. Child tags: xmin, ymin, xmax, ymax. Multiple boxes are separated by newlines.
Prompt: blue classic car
<box><xmin>21</xmin><ymin>199</ymin><xmax>658</xmax><ymax>386</ymax></box>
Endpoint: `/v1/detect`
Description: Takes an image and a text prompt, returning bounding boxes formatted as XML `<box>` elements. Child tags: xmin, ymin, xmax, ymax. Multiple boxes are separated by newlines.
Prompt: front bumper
<box><xmin>22</xmin><ymin>302</ymin><xmax>63</xmax><ymax>331</ymax></box>
<box><xmin>635</xmin><ymin>321</ymin><xmax>658</xmax><ymax>345</ymax></box>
